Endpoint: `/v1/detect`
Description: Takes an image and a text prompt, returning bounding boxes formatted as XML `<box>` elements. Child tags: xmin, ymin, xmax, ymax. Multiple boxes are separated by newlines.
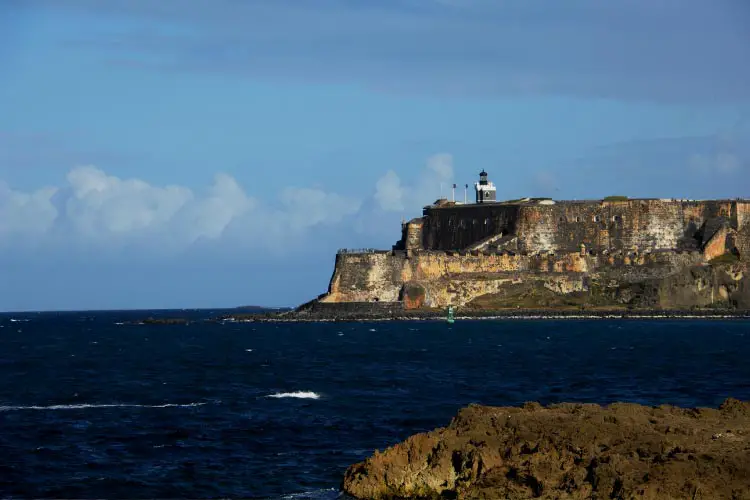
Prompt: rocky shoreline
<box><xmin>129</xmin><ymin>305</ymin><xmax>750</xmax><ymax>325</ymax></box>
<box><xmin>263</xmin><ymin>307</ymin><xmax>750</xmax><ymax>323</ymax></box>
<box><xmin>341</xmin><ymin>399</ymin><xmax>750</xmax><ymax>499</ymax></box>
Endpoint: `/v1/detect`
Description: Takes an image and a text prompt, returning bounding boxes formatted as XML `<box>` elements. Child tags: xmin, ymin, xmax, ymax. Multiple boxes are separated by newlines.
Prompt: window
<box><xmin>612</xmin><ymin>215</ymin><xmax>622</xmax><ymax>222</ymax></box>
<box><xmin>575</xmin><ymin>216</ymin><xmax>581</xmax><ymax>222</ymax></box>
<box><xmin>559</xmin><ymin>216</ymin><xmax>566</xmax><ymax>223</ymax></box>
<box><xmin>594</xmin><ymin>215</ymin><xmax>601</xmax><ymax>222</ymax></box>
<box><xmin>484</xmin><ymin>218</ymin><xmax>489</xmax><ymax>225</ymax></box>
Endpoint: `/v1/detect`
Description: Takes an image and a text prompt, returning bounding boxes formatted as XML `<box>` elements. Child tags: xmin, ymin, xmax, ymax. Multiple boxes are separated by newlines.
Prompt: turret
<box><xmin>474</xmin><ymin>170</ymin><xmax>496</xmax><ymax>203</ymax></box>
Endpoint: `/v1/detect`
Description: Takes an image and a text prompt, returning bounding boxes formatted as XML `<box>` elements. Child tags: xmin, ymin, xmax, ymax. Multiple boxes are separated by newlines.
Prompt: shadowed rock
<box><xmin>342</xmin><ymin>399</ymin><xmax>750</xmax><ymax>499</ymax></box>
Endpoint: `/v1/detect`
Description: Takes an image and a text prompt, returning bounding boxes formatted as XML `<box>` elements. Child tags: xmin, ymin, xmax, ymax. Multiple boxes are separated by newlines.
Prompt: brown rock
<box><xmin>341</xmin><ymin>399</ymin><xmax>750</xmax><ymax>499</ymax></box>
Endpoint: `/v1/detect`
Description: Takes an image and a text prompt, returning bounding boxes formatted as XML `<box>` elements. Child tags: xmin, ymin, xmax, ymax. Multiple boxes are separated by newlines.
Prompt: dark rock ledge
<box><xmin>341</xmin><ymin>399</ymin><xmax>750</xmax><ymax>499</ymax></box>
<box><xmin>128</xmin><ymin>306</ymin><xmax>750</xmax><ymax>325</ymax></box>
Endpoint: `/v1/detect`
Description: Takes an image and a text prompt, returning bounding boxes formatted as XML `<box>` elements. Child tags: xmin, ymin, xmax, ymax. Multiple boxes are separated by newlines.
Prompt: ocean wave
<box><xmin>276</xmin><ymin>487</ymin><xmax>340</xmax><ymax>499</ymax></box>
<box><xmin>266</xmin><ymin>391</ymin><xmax>321</xmax><ymax>400</ymax></box>
<box><xmin>0</xmin><ymin>402</ymin><xmax>207</xmax><ymax>412</ymax></box>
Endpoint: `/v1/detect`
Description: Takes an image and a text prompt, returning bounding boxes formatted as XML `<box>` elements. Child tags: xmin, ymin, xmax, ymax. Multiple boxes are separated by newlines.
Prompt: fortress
<box><xmin>317</xmin><ymin>171</ymin><xmax>750</xmax><ymax>311</ymax></box>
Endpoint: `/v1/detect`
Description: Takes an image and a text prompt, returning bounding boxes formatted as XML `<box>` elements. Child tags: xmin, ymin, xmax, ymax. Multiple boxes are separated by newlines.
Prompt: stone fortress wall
<box><xmin>321</xmin><ymin>197</ymin><xmax>750</xmax><ymax>309</ymax></box>
<box><xmin>412</xmin><ymin>198</ymin><xmax>750</xmax><ymax>256</ymax></box>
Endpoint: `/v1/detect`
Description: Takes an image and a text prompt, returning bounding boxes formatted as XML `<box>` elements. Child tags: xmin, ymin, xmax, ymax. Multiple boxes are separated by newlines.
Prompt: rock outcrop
<box><xmin>342</xmin><ymin>399</ymin><xmax>750</xmax><ymax>499</ymax></box>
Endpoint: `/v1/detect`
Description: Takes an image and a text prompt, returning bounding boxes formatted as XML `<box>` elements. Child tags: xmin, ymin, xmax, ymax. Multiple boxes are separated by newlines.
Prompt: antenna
<box><xmin>464</xmin><ymin>184</ymin><xmax>468</xmax><ymax>204</ymax></box>
<box><xmin>452</xmin><ymin>183</ymin><xmax>456</xmax><ymax>202</ymax></box>
<box><xmin>440</xmin><ymin>182</ymin><xmax>443</xmax><ymax>199</ymax></box>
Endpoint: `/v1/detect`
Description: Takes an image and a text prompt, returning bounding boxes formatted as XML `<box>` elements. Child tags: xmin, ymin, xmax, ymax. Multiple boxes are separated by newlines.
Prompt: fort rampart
<box><xmin>321</xmin><ymin>198</ymin><xmax>750</xmax><ymax>310</ymax></box>
<box><xmin>409</xmin><ymin>199</ymin><xmax>750</xmax><ymax>255</ymax></box>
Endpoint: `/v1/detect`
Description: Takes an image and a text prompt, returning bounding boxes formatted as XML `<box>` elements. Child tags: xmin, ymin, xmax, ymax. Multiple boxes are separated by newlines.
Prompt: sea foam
<box><xmin>266</xmin><ymin>391</ymin><xmax>321</xmax><ymax>399</ymax></box>
<box><xmin>0</xmin><ymin>402</ymin><xmax>207</xmax><ymax>412</ymax></box>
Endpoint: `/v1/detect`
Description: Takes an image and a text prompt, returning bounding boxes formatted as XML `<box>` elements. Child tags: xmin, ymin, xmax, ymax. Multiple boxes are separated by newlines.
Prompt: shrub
<box><xmin>709</xmin><ymin>252</ymin><xmax>739</xmax><ymax>265</ymax></box>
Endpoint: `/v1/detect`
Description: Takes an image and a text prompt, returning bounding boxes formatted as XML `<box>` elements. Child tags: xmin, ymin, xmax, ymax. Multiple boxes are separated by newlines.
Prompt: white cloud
<box><xmin>63</xmin><ymin>166</ymin><xmax>194</xmax><ymax>236</ymax></box>
<box><xmin>374</xmin><ymin>170</ymin><xmax>405</xmax><ymax>212</ymax></box>
<box><xmin>373</xmin><ymin>153</ymin><xmax>455</xmax><ymax>213</ymax></box>
<box><xmin>0</xmin><ymin>153</ymin><xmax>468</xmax><ymax>254</ymax></box>
<box><xmin>176</xmin><ymin>173</ymin><xmax>253</xmax><ymax>243</ymax></box>
<box><xmin>0</xmin><ymin>165</ymin><xmax>363</xmax><ymax>252</ymax></box>
<box><xmin>0</xmin><ymin>181</ymin><xmax>58</xmax><ymax>238</ymax></box>
<box><xmin>280</xmin><ymin>186</ymin><xmax>360</xmax><ymax>230</ymax></box>
<box><xmin>425</xmin><ymin>153</ymin><xmax>454</xmax><ymax>182</ymax></box>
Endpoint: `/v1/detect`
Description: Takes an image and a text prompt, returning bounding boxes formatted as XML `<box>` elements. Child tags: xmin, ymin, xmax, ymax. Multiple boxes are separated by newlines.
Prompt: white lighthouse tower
<box><xmin>474</xmin><ymin>170</ymin><xmax>497</xmax><ymax>203</ymax></box>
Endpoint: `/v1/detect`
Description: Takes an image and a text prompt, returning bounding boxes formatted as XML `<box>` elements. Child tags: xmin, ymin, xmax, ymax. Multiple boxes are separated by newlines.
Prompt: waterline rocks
<box><xmin>342</xmin><ymin>399</ymin><xmax>750</xmax><ymax>499</ymax></box>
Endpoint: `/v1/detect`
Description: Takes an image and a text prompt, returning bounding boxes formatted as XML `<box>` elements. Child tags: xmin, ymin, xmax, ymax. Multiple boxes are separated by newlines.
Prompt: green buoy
<box><xmin>446</xmin><ymin>305</ymin><xmax>455</xmax><ymax>324</ymax></box>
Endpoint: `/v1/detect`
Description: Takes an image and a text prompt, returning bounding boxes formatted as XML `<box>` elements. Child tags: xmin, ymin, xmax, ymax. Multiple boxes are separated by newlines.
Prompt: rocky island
<box><xmin>341</xmin><ymin>399</ymin><xmax>750</xmax><ymax>499</ymax></box>
<box><xmin>291</xmin><ymin>171</ymin><xmax>750</xmax><ymax>320</ymax></box>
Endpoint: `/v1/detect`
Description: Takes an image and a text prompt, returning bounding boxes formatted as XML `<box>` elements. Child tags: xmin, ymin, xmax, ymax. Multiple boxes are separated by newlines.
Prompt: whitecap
<box><xmin>277</xmin><ymin>488</ymin><xmax>338</xmax><ymax>499</ymax></box>
<box><xmin>246</xmin><ymin>349</ymin><xmax>253</xmax><ymax>352</ymax></box>
<box><xmin>266</xmin><ymin>391</ymin><xmax>320</xmax><ymax>400</ymax></box>
<box><xmin>0</xmin><ymin>402</ymin><xmax>207</xmax><ymax>412</ymax></box>
<box><xmin>368</xmin><ymin>328</ymin><xmax>376</xmax><ymax>332</ymax></box>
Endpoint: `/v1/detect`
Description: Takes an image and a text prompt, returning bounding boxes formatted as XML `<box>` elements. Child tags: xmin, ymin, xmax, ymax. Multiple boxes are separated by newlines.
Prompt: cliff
<box><xmin>315</xmin><ymin>198</ymin><xmax>750</xmax><ymax>312</ymax></box>
<box><xmin>341</xmin><ymin>399</ymin><xmax>750</xmax><ymax>499</ymax></box>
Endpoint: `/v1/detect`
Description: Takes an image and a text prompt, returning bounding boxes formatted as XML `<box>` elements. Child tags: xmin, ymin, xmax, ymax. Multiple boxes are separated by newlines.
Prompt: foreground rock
<box><xmin>342</xmin><ymin>399</ymin><xmax>750</xmax><ymax>499</ymax></box>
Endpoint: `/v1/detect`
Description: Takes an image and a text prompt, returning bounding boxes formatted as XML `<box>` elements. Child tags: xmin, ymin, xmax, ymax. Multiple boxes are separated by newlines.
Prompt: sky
<box><xmin>1</xmin><ymin>0</ymin><xmax>750</xmax><ymax>311</ymax></box>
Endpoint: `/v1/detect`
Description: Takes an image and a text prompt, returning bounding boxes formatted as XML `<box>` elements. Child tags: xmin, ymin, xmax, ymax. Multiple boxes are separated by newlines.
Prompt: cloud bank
<box><xmin>375</xmin><ymin>153</ymin><xmax>455</xmax><ymax>213</ymax></box>
<box><xmin>0</xmin><ymin>166</ymin><xmax>362</xmax><ymax>253</ymax></box>
<box><xmin>24</xmin><ymin>0</ymin><xmax>750</xmax><ymax>102</ymax></box>
<box><xmin>0</xmin><ymin>154</ymin><xmax>459</xmax><ymax>255</ymax></box>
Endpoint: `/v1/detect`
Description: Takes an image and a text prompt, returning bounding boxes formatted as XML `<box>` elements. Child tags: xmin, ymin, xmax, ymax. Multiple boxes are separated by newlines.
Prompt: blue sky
<box><xmin>1</xmin><ymin>0</ymin><xmax>749</xmax><ymax>311</ymax></box>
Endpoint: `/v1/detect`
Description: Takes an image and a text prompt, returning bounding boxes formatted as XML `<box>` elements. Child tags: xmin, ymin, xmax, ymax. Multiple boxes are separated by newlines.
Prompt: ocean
<box><xmin>0</xmin><ymin>310</ymin><xmax>748</xmax><ymax>499</ymax></box>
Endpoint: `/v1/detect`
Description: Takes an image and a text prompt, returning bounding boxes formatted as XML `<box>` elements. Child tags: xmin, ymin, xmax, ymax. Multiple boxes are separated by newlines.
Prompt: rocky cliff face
<box><xmin>342</xmin><ymin>399</ymin><xmax>750</xmax><ymax>499</ymax></box>
<box><xmin>321</xmin><ymin>250</ymin><xmax>749</xmax><ymax>311</ymax></box>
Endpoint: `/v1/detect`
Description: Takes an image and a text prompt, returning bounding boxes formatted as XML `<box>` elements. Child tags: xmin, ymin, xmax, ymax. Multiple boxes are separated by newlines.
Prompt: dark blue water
<box><xmin>1</xmin><ymin>311</ymin><xmax>749</xmax><ymax>498</ymax></box>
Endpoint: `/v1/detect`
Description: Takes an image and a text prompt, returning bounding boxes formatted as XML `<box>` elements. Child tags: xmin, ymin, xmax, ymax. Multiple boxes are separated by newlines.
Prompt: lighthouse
<box><xmin>474</xmin><ymin>170</ymin><xmax>497</xmax><ymax>203</ymax></box>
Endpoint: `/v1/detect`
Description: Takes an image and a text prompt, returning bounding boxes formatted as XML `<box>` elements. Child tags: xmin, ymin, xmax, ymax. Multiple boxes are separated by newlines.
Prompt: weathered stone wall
<box><xmin>406</xmin><ymin>220</ymin><xmax>423</xmax><ymax>251</ymax></box>
<box><xmin>515</xmin><ymin>199</ymin><xmax>740</xmax><ymax>254</ymax></box>
<box><xmin>324</xmin><ymin>252</ymin><xmax>405</xmax><ymax>303</ymax></box>
<box><xmin>393</xmin><ymin>218</ymin><xmax>424</xmax><ymax>251</ymax></box>
<box><xmin>420</xmin><ymin>199</ymin><xmax>749</xmax><ymax>258</ymax></box>
<box><xmin>736</xmin><ymin>202</ymin><xmax>750</xmax><ymax>259</ymax></box>
<box><xmin>421</xmin><ymin>204</ymin><xmax>521</xmax><ymax>250</ymax></box>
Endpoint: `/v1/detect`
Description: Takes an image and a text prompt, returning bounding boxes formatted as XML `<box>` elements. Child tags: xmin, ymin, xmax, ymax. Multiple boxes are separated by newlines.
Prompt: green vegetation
<box><xmin>603</xmin><ymin>195</ymin><xmax>629</xmax><ymax>201</ymax></box>
<box><xmin>709</xmin><ymin>252</ymin><xmax>740</xmax><ymax>266</ymax></box>
<box><xmin>465</xmin><ymin>281</ymin><xmax>624</xmax><ymax>310</ymax></box>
